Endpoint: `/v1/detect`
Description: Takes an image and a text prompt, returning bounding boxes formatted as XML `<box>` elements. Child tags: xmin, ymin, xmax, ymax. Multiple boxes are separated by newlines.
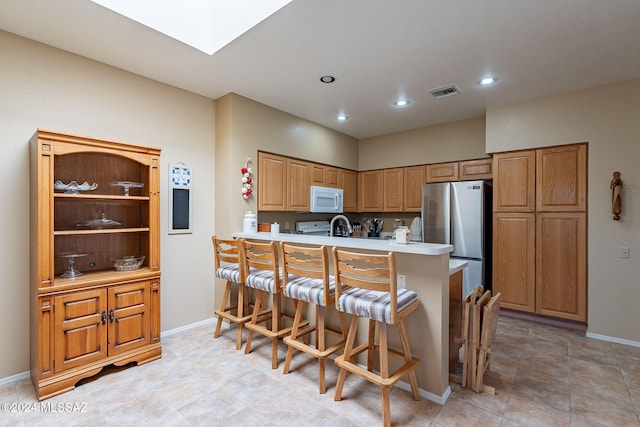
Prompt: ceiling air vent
<box><xmin>429</xmin><ymin>84</ymin><xmax>462</xmax><ymax>99</ymax></box>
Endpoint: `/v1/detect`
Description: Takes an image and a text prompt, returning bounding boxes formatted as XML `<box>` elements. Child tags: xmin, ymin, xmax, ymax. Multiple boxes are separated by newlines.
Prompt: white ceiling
<box><xmin>2</xmin><ymin>0</ymin><xmax>640</xmax><ymax>139</ymax></box>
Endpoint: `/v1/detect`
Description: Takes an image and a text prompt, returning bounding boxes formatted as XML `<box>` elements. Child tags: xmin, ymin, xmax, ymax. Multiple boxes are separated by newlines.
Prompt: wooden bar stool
<box><xmin>332</xmin><ymin>248</ymin><xmax>421</xmax><ymax>427</ymax></box>
<box><xmin>240</xmin><ymin>238</ymin><xmax>298</xmax><ymax>369</ymax></box>
<box><xmin>280</xmin><ymin>242</ymin><xmax>347</xmax><ymax>394</ymax></box>
<box><xmin>211</xmin><ymin>236</ymin><xmax>252</xmax><ymax>350</ymax></box>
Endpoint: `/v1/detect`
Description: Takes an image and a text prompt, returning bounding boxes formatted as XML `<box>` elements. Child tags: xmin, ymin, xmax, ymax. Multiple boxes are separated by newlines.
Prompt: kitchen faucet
<box><xmin>329</xmin><ymin>215</ymin><xmax>353</xmax><ymax>237</ymax></box>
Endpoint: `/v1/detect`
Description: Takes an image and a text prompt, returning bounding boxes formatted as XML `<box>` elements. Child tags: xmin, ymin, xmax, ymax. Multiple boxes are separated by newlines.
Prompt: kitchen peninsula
<box><xmin>233</xmin><ymin>231</ymin><xmax>464</xmax><ymax>403</ymax></box>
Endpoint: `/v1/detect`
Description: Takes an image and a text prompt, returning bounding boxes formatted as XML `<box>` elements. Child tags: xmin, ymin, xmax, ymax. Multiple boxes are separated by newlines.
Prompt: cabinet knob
<box><xmin>101</xmin><ymin>310</ymin><xmax>107</xmax><ymax>325</ymax></box>
<box><xmin>109</xmin><ymin>309</ymin><xmax>114</xmax><ymax>323</ymax></box>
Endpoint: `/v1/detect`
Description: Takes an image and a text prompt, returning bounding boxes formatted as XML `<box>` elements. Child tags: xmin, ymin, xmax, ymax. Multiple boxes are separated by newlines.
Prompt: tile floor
<box><xmin>1</xmin><ymin>315</ymin><xmax>639</xmax><ymax>426</ymax></box>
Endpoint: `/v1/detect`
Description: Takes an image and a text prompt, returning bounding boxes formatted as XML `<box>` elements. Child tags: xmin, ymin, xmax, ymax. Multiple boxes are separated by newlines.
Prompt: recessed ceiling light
<box><xmin>479</xmin><ymin>77</ymin><xmax>499</xmax><ymax>86</ymax></box>
<box><xmin>320</xmin><ymin>75</ymin><xmax>336</xmax><ymax>83</ymax></box>
<box><xmin>393</xmin><ymin>99</ymin><xmax>410</xmax><ymax>107</ymax></box>
<box><xmin>337</xmin><ymin>114</ymin><xmax>348</xmax><ymax>121</ymax></box>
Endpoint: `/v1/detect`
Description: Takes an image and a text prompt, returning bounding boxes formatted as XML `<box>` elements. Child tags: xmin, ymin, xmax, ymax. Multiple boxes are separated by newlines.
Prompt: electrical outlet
<box><xmin>619</xmin><ymin>246</ymin><xmax>630</xmax><ymax>259</ymax></box>
<box><xmin>285</xmin><ymin>221</ymin><xmax>290</xmax><ymax>231</ymax></box>
<box><xmin>397</xmin><ymin>274</ymin><xmax>406</xmax><ymax>289</ymax></box>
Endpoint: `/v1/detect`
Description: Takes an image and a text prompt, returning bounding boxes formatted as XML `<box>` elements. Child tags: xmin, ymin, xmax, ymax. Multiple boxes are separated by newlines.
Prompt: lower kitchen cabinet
<box><xmin>536</xmin><ymin>212</ymin><xmax>586</xmax><ymax>321</ymax></box>
<box><xmin>493</xmin><ymin>213</ymin><xmax>536</xmax><ymax>312</ymax></box>
<box><xmin>493</xmin><ymin>212</ymin><xmax>587</xmax><ymax>321</ymax></box>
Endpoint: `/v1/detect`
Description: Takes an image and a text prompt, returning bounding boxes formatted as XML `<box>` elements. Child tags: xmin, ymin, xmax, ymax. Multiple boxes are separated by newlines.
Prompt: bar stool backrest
<box><xmin>280</xmin><ymin>243</ymin><xmax>331</xmax><ymax>303</ymax></box>
<box><xmin>240</xmin><ymin>239</ymin><xmax>281</xmax><ymax>292</ymax></box>
<box><xmin>212</xmin><ymin>236</ymin><xmax>245</xmax><ymax>283</ymax></box>
<box><xmin>332</xmin><ymin>248</ymin><xmax>399</xmax><ymax>324</ymax></box>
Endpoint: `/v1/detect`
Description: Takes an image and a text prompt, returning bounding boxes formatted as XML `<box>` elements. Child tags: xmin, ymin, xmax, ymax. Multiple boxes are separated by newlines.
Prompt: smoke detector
<box><xmin>429</xmin><ymin>84</ymin><xmax>462</xmax><ymax>99</ymax></box>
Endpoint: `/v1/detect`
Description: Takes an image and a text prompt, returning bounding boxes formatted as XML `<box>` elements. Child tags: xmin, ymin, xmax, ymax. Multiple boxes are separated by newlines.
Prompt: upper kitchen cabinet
<box><xmin>310</xmin><ymin>163</ymin><xmax>340</xmax><ymax>188</ymax></box>
<box><xmin>258</xmin><ymin>152</ymin><xmax>287</xmax><ymax>211</ymax></box>
<box><xmin>536</xmin><ymin>144</ymin><xmax>587</xmax><ymax>212</ymax></box>
<box><xmin>311</xmin><ymin>163</ymin><xmax>325</xmax><ymax>186</ymax></box>
<box><xmin>493</xmin><ymin>150</ymin><xmax>536</xmax><ymax>212</ymax></box>
<box><xmin>358</xmin><ymin>170</ymin><xmax>384</xmax><ymax>212</ymax></box>
<box><xmin>403</xmin><ymin>165</ymin><xmax>426</xmax><ymax>212</ymax></box>
<box><xmin>287</xmin><ymin>158</ymin><xmax>311</xmax><ymax>211</ymax></box>
<box><xmin>383</xmin><ymin>168</ymin><xmax>404</xmax><ymax>212</ymax></box>
<box><xmin>326</xmin><ymin>166</ymin><xmax>341</xmax><ymax>188</ymax></box>
<box><xmin>426</xmin><ymin>162</ymin><xmax>459</xmax><ymax>183</ymax></box>
<box><xmin>341</xmin><ymin>169</ymin><xmax>358</xmax><ymax>212</ymax></box>
<box><xmin>459</xmin><ymin>158</ymin><xmax>493</xmax><ymax>181</ymax></box>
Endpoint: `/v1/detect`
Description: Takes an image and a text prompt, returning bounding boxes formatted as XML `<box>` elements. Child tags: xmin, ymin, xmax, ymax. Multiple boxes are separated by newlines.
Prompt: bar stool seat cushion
<box><xmin>245</xmin><ymin>268</ymin><xmax>283</xmax><ymax>293</ymax></box>
<box><xmin>284</xmin><ymin>274</ymin><xmax>336</xmax><ymax>306</ymax></box>
<box><xmin>216</xmin><ymin>265</ymin><xmax>258</xmax><ymax>283</ymax></box>
<box><xmin>338</xmin><ymin>288</ymin><xmax>418</xmax><ymax>325</ymax></box>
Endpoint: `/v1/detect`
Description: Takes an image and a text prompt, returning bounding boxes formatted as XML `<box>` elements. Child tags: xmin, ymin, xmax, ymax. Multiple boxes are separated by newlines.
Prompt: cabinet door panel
<box><xmin>459</xmin><ymin>158</ymin><xmax>492</xmax><ymax>181</ymax></box>
<box><xmin>426</xmin><ymin>162</ymin><xmax>458</xmax><ymax>183</ymax></box>
<box><xmin>404</xmin><ymin>166</ymin><xmax>425</xmax><ymax>212</ymax></box>
<box><xmin>536</xmin><ymin>144</ymin><xmax>587</xmax><ymax>211</ymax></box>
<box><xmin>108</xmin><ymin>282</ymin><xmax>151</xmax><ymax>355</ymax></box>
<box><xmin>536</xmin><ymin>213</ymin><xmax>586</xmax><ymax>321</ymax></box>
<box><xmin>493</xmin><ymin>213</ymin><xmax>535</xmax><ymax>312</ymax></box>
<box><xmin>358</xmin><ymin>170</ymin><xmax>383</xmax><ymax>212</ymax></box>
<box><xmin>258</xmin><ymin>153</ymin><xmax>286</xmax><ymax>211</ymax></box>
<box><xmin>287</xmin><ymin>159</ymin><xmax>311</xmax><ymax>211</ymax></box>
<box><xmin>383</xmin><ymin>168</ymin><xmax>404</xmax><ymax>212</ymax></box>
<box><xmin>54</xmin><ymin>289</ymin><xmax>107</xmax><ymax>372</ymax></box>
<box><xmin>341</xmin><ymin>170</ymin><xmax>357</xmax><ymax>212</ymax></box>
<box><xmin>311</xmin><ymin>164</ymin><xmax>325</xmax><ymax>186</ymax></box>
<box><xmin>326</xmin><ymin>167</ymin><xmax>340</xmax><ymax>188</ymax></box>
<box><xmin>493</xmin><ymin>151</ymin><xmax>536</xmax><ymax>212</ymax></box>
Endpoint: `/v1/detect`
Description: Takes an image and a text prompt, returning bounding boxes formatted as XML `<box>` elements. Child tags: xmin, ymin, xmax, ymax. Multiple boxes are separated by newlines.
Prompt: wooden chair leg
<box><xmin>367</xmin><ymin>319</ymin><xmax>376</xmax><ymax>371</ymax></box>
<box><xmin>398</xmin><ymin>320</ymin><xmax>420</xmax><ymax>400</ymax></box>
<box><xmin>283</xmin><ymin>300</ymin><xmax>305</xmax><ymax>374</ymax></box>
<box><xmin>271</xmin><ymin>293</ymin><xmax>282</xmax><ymax>369</ymax></box>
<box><xmin>244</xmin><ymin>291</ymin><xmax>265</xmax><ymax>355</ymax></box>
<box><xmin>214</xmin><ymin>281</ymin><xmax>232</xmax><ymax>338</ymax></box>
<box><xmin>315</xmin><ymin>305</ymin><xmax>327</xmax><ymax>394</ymax></box>
<box><xmin>235</xmin><ymin>285</ymin><xmax>246</xmax><ymax>350</ymax></box>
<box><xmin>381</xmin><ymin>386</ymin><xmax>391</xmax><ymax>427</ymax></box>
<box><xmin>335</xmin><ymin>315</ymin><xmax>359</xmax><ymax>401</ymax></box>
<box><xmin>379</xmin><ymin>322</ymin><xmax>389</xmax><ymax>379</ymax></box>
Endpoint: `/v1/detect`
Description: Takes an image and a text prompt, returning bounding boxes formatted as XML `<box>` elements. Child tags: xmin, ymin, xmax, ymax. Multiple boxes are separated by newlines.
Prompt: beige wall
<box><xmin>214</xmin><ymin>93</ymin><xmax>359</xmax><ymax>239</ymax></box>
<box><xmin>486</xmin><ymin>78</ymin><xmax>640</xmax><ymax>343</ymax></box>
<box><xmin>358</xmin><ymin>116</ymin><xmax>487</xmax><ymax>170</ymax></box>
<box><xmin>0</xmin><ymin>30</ymin><xmax>216</xmax><ymax>379</ymax></box>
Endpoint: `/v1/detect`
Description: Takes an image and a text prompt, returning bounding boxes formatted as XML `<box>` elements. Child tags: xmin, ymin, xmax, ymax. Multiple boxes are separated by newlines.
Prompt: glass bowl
<box><xmin>112</xmin><ymin>255</ymin><xmax>145</xmax><ymax>271</ymax></box>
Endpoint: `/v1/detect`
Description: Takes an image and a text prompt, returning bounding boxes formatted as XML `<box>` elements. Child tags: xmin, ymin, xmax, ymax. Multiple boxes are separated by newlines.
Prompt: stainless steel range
<box><xmin>295</xmin><ymin>220</ymin><xmax>331</xmax><ymax>236</ymax></box>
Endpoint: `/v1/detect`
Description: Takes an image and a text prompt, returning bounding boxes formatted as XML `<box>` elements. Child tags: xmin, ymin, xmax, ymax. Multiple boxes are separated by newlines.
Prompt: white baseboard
<box><xmin>586</xmin><ymin>331</ymin><xmax>640</xmax><ymax>348</ymax></box>
<box><xmin>161</xmin><ymin>317</ymin><xmax>216</xmax><ymax>337</ymax></box>
<box><xmin>0</xmin><ymin>370</ymin><xmax>30</xmax><ymax>387</ymax></box>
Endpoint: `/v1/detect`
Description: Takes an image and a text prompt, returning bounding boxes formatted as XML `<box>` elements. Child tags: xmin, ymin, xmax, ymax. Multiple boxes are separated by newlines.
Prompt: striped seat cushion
<box><xmin>284</xmin><ymin>274</ymin><xmax>336</xmax><ymax>306</ymax></box>
<box><xmin>337</xmin><ymin>288</ymin><xmax>418</xmax><ymax>325</ymax></box>
<box><xmin>216</xmin><ymin>264</ymin><xmax>241</xmax><ymax>282</ymax></box>
<box><xmin>245</xmin><ymin>268</ymin><xmax>282</xmax><ymax>293</ymax></box>
<box><xmin>216</xmin><ymin>265</ymin><xmax>256</xmax><ymax>283</ymax></box>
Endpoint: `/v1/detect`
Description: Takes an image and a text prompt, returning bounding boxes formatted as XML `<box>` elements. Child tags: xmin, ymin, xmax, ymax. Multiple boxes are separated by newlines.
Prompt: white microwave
<box><xmin>310</xmin><ymin>186</ymin><xmax>343</xmax><ymax>213</ymax></box>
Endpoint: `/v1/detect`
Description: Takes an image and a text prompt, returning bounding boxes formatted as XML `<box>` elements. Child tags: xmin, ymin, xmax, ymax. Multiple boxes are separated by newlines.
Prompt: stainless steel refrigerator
<box><xmin>421</xmin><ymin>180</ymin><xmax>492</xmax><ymax>297</ymax></box>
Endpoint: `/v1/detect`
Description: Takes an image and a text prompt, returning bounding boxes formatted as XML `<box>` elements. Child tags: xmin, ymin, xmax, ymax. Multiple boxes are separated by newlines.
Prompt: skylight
<box><xmin>90</xmin><ymin>0</ymin><xmax>292</xmax><ymax>55</ymax></box>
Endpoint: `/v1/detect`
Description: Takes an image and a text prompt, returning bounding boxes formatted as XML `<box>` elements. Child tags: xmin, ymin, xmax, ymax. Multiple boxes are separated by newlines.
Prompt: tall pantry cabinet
<box><xmin>493</xmin><ymin>143</ymin><xmax>587</xmax><ymax>322</ymax></box>
<box><xmin>30</xmin><ymin>130</ymin><xmax>162</xmax><ymax>400</ymax></box>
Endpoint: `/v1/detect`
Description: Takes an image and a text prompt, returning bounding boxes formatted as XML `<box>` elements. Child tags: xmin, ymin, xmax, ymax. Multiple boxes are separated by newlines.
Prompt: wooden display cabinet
<box><xmin>30</xmin><ymin>129</ymin><xmax>161</xmax><ymax>400</ymax></box>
